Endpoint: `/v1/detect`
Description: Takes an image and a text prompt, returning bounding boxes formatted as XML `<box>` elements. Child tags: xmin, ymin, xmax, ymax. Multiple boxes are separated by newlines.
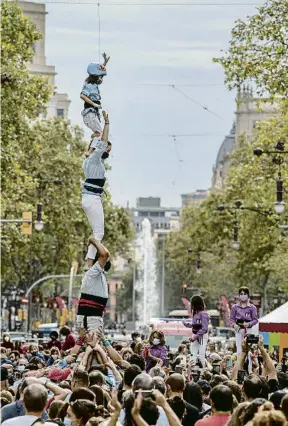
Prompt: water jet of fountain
<box><xmin>135</xmin><ymin>218</ymin><xmax>159</xmax><ymax>325</ymax></box>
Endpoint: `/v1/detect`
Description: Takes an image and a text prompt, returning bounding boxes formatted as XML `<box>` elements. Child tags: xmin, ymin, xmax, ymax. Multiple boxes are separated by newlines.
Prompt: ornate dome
<box><xmin>214</xmin><ymin>122</ymin><xmax>236</xmax><ymax>169</ymax></box>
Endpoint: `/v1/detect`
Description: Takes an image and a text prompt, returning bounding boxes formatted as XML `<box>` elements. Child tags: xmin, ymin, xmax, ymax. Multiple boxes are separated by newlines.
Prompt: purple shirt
<box><xmin>230</xmin><ymin>303</ymin><xmax>258</xmax><ymax>328</ymax></box>
<box><xmin>183</xmin><ymin>311</ymin><xmax>209</xmax><ymax>337</ymax></box>
<box><xmin>143</xmin><ymin>344</ymin><xmax>167</xmax><ymax>372</ymax></box>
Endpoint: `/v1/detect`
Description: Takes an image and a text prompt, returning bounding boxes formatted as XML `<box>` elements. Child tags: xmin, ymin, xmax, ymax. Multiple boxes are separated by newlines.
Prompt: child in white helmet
<box><xmin>80</xmin><ymin>53</ymin><xmax>110</xmax><ymax>155</ymax></box>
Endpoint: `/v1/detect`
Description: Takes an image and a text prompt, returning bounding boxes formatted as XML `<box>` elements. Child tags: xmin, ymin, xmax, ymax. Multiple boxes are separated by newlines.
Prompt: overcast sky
<box><xmin>44</xmin><ymin>0</ymin><xmax>261</xmax><ymax>207</ymax></box>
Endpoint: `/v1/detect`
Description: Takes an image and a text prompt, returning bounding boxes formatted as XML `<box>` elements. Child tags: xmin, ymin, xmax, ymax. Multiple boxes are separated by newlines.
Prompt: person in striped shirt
<box><xmin>76</xmin><ymin>237</ymin><xmax>111</xmax><ymax>342</ymax></box>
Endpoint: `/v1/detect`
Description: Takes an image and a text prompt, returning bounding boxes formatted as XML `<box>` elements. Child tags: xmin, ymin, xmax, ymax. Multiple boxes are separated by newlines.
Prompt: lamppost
<box><xmin>187</xmin><ymin>247</ymin><xmax>217</xmax><ymax>273</ymax></box>
<box><xmin>217</xmin><ymin>200</ymin><xmax>273</xmax><ymax>249</ymax></box>
<box><xmin>254</xmin><ymin>140</ymin><xmax>288</xmax><ymax>213</ymax></box>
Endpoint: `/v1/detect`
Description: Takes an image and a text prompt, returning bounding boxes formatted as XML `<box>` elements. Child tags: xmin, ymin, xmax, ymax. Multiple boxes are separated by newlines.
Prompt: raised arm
<box><xmin>102</xmin><ymin>52</ymin><xmax>110</xmax><ymax>67</ymax></box>
<box><xmin>101</xmin><ymin>111</ymin><xmax>110</xmax><ymax>142</ymax></box>
<box><xmin>88</xmin><ymin>237</ymin><xmax>110</xmax><ymax>268</ymax></box>
<box><xmin>258</xmin><ymin>335</ymin><xmax>277</xmax><ymax>380</ymax></box>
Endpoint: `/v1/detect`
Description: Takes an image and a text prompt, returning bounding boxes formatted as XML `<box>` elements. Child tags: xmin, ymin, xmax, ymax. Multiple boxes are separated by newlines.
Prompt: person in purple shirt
<box><xmin>142</xmin><ymin>329</ymin><xmax>168</xmax><ymax>372</ymax></box>
<box><xmin>230</xmin><ymin>286</ymin><xmax>258</xmax><ymax>356</ymax></box>
<box><xmin>183</xmin><ymin>295</ymin><xmax>209</xmax><ymax>368</ymax></box>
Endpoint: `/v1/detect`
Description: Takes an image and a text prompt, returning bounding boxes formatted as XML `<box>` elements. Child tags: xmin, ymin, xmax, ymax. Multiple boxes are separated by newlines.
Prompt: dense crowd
<box><xmin>0</xmin><ymin>326</ymin><xmax>288</xmax><ymax>426</ymax></box>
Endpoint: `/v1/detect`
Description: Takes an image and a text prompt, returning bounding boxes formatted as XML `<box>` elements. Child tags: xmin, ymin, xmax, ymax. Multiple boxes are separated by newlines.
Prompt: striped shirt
<box><xmin>82</xmin><ymin>139</ymin><xmax>108</xmax><ymax>195</ymax></box>
<box><xmin>77</xmin><ymin>261</ymin><xmax>108</xmax><ymax>317</ymax></box>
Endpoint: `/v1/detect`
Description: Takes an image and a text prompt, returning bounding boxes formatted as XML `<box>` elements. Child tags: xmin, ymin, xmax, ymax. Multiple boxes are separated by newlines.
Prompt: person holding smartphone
<box><xmin>183</xmin><ymin>295</ymin><xmax>209</xmax><ymax>368</ymax></box>
<box><xmin>230</xmin><ymin>287</ymin><xmax>258</xmax><ymax>356</ymax></box>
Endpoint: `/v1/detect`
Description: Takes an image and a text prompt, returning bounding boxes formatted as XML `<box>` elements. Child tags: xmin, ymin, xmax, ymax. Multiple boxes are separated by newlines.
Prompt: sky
<box><xmin>42</xmin><ymin>0</ymin><xmax>261</xmax><ymax>207</ymax></box>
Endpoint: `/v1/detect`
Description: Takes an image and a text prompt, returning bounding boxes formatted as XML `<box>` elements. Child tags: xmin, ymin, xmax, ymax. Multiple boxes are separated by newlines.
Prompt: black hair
<box><xmin>59</xmin><ymin>326</ymin><xmax>71</xmax><ymax>336</ymax></box>
<box><xmin>129</xmin><ymin>354</ymin><xmax>145</xmax><ymax>371</ymax></box>
<box><xmin>132</xmin><ymin>331</ymin><xmax>141</xmax><ymax>340</ymax></box>
<box><xmin>183</xmin><ymin>382</ymin><xmax>203</xmax><ymax>411</ymax></box>
<box><xmin>140</xmin><ymin>398</ymin><xmax>160</xmax><ymax>426</ymax></box>
<box><xmin>50</xmin><ymin>331</ymin><xmax>59</xmax><ymax>339</ymax></box>
<box><xmin>85</xmin><ymin>75</ymin><xmax>103</xmax><ymax>85</ymax></box>
<box><xmin>70</xmin><ymin>387</ymin><xmax>95</xmax><ymax>403</ymax></box>
<box><xmin>238</xmin><ymin>286</ymin><xmax>250</xmax><ymax>296</ymax></box>
<box><xmin>210</xmin><ymin>385</ymin><xmax>233</xmax><ymax>412</ymax></box>
<box><xmin>124</xmin><ymin>365</ymin><xmax>142</xmax><ymax>387</ymax></box>
<box><xmin>190</xmin><ymin>295</ymin><xmax>205</xmax><ymax>315</ymax></box>
<box><xmin>197</xmin><ymin>380</ymin><xmax>211</xmax><ymax>396</ymax></box>
<box><xmin>93</xmin><ymin>254</ymin><xmax>111</xmax><ymax>272</ymax></box>
<box><xmin>167</xmin><ymin>396</ymin><xmax>186</xmax><ymax>420</ymax></box>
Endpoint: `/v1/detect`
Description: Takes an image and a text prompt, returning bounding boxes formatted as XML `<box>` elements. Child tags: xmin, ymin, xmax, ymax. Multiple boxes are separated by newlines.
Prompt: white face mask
<box><xmin>239</xmin><ymin>294</ymin><xmax>248</xmax><ymax>302</ymax></box>
<box><xmin>152</xmin><ymin>338</ymin><xmax>160</xmax><ymax>345</ymax></box>
<box><xmin>135</xmin><ymin>337</ymin><xmax>142</xmax><ymax>343</ymax></box>
<box><xmin>17</xmin><ymin>365</ymin><xmax>25</xmax><ymax>372</ymax></box>
<box><xmin>51</xmin><ymin>354</ymin><xmax>58</xmax><ymax>360</ymax></box>
<box><xmin>4</xmin><ymin>337</ymin><xmax>9</xmax><ymax>342</ymax></box>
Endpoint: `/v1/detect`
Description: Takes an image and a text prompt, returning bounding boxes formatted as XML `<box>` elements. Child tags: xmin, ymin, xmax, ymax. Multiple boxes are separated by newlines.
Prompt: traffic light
<box><xmin>21</xmin><ymin>212</ymin><xmax>32</xmax><ymax>235</ymax></box>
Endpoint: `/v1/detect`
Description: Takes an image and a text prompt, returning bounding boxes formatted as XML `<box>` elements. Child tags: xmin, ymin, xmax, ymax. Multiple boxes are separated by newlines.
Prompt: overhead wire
<box><xmin>171</xmin><ymin>85</ymin><xmax>223</xmax><ymax>119</ymax></box>
<box><xmin>97</xmin><ymin>2</ymin><xmax>101</xmax><ymax>62</ymax></box>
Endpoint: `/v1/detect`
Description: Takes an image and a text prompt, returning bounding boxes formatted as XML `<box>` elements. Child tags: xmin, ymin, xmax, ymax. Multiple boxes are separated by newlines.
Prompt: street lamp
<box><xmin>274</xmin><ymin>173</ymin><xmax>285</xmax><ymax>213</ymax></box>
<box><xmin>34</xmin><ymin>204</ymin><xmax>44</xmax><ymax>231</ymax></box>
<box><xmin>232</xmin><ymin>222</ymin><xmax>240</xmax><ymax>250</ymax></box>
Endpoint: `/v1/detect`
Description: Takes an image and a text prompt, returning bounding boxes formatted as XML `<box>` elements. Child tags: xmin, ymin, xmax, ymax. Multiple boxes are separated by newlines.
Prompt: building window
<box><xmin>57</xmin><ymin>108</ymin><xmax>64</xmax><ymax>118</ymax></box>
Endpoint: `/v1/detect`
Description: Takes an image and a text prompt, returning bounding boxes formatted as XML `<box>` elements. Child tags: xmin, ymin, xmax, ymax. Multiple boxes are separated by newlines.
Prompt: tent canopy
<box><xmin>259</xmin><ymin>302</ymin><xmax>288</xmax><ymax>333</ymax></box>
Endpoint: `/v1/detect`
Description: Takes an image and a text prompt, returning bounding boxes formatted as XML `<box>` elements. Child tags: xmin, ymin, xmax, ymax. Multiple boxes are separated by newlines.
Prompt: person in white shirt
<box><xmin>2</xmin><ymin>383</ymin><xmax>48</xmax><ymax>426</ymax></box>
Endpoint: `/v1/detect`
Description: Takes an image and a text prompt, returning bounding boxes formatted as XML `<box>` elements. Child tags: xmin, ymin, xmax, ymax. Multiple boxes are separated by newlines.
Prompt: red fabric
<box><xmin>78</xmin><ymin>298</ymin><xmax>105</xmax><ymax>308</ymax></box>
<box><xmin>48</xmin><ymin>367</ymin><xmax>71</xmax><ymax>382</ymax></box>
<box><xmin>259</xmin><ymin>323</ymin><xmax>288</xmax><ymax>333</ymax></box>
<box><xmin>62</xmin><ymin>334</ymin><xmax>75</xmax><ymax>351</ymax></box>
<box><xmin>195</xmin><ymin>414</ymin><xmax>231</xmax><ymax>426</ymax></box>
<box><xmin>1</xmin><ymin>341</ymin><xmax>14</xmax><ymax>350</ymax></box>
<box><xmin>47</xmin><ymin>396</ymin><xmax>55</xmax><ymax>409</ymax></box>
<box><xmin>47</xmin><ymin>340</ymin><xmax>62</xmax><ymax>350</ymax></box>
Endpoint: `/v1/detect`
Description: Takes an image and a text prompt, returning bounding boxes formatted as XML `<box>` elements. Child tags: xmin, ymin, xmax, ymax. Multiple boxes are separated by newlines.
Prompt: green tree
<box><xmin>1</xmin><ymin>2</ymin><xmax>133</xmax><ymax>289</ymax></box>
<box><xmin>165</xmin><ymin>111</ymin><xmax>288</xmax><ymax>309</ymax></box>
<box><xmin>213</xmin><ymin>0</ymin><xmax>288</xmax><ymax>98</ymax></box>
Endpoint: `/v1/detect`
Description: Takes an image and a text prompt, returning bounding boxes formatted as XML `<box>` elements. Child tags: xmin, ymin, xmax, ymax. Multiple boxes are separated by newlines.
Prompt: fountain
<box><xmin>135</xmin><ymin>218</ymin><xmax>159</xmax><ymax>325</ymax></box>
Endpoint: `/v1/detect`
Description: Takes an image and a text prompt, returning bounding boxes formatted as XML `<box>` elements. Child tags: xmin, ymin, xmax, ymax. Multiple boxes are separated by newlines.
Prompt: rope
<box><xmin>97</xmin><ymin>2</ymin><xmax>101</xmax><ymax>62</ymax></box>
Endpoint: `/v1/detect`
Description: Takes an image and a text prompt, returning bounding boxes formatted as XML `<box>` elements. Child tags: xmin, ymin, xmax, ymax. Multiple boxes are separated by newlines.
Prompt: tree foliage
<box><xmin>165</xmin><ymin>110</ymin><xmax>288</xmax><ymax>312</ymax></box>
<box><xmin>213</xmin><ymin>0</ymin><xmax>288</xmax><ymax>98</ymax></box>
<box><xmin>1</xmin><ymin>1</ymin><xmax>133</xmax><ymax>289</ymax></box>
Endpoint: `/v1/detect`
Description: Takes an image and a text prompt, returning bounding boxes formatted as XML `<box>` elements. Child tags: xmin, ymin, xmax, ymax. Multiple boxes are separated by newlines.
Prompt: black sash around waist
<box><xmin>85</xmin><ymin>178</ymin><xmax>106</xmax><ymax>188</ymax></box>
<box><xmin>84</xmin><ymin>185</ymin><xmax>103</xmax><ymax>194</ymax></box>
<box><xmin>84</xmin><ymin>102</ymin><xmax>101</xmax><ymax>110</ymax></box>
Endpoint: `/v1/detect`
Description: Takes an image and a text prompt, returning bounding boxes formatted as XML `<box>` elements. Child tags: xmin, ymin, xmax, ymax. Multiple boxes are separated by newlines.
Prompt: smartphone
<box><xmin>163</xmin><ymin>357</ymin><xmax>170</xmax><ymax>368</ymax></box>
<box><xmin>212</xmin><ymin>364</ymin><xmax>221</xmax><ymax>374</ymax></box>
<box><xmin>226</xmin><ymin>358</ymin><xmax>233</xmax><ymax>369</ymax></box>
<box><xmin>135</xmin><ymin>390</ymin><xmax>154</xmax><ymax>398</ymax></box>
<box><xmin>237</xmin><ymin>369</ymin><xmax>245</xmax><ymax>384</ymax></box>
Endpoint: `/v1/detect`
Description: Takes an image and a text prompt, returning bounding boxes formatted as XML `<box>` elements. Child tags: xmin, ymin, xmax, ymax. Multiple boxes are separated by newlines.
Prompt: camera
<box><xmin>212</xmin><ymin>364</ymin><xmax>221</xmax><ymax>374</ymax></box>
<box><xmin>246</xmin><ymin>334</ymin><xmax>259</xmax><ymax>345</ymax></box>
<box><xmin>237</xmin><ymin>369</ymin><xmax>245</xmax><ymax>384</ymax></box>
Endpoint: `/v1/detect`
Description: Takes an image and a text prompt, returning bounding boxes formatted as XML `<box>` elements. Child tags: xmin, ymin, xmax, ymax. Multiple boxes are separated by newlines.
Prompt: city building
<box><xmin>131</xmin><ymin>197</ymin><xmax>181</xmax><ymax>234</ymax></box>
<box><xmin>19</xmin><ymin>0</ymin><xmax>70</xmax><ymax>119</ymax></box>
<box><xmin>181</xmin><ymin>190</ymin><xmax>209</xmax><ymax>208</ymax></box>
<box><xmin>212</xmin><ymin>87</ymin><xmax>279</xmax><ymax>189</ymax></box>
<box><xmin>106</xmin><ymin>257</ymin><xmax>128</xmax><ymax>325</ymax></box>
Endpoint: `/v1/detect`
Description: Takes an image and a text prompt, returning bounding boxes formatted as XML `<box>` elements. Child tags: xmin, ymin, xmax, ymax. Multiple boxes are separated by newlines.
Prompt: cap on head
<box><xmin>87</xmin><ymin>63</ymin><xmax>107</xmax><ymax>77</ymax></box>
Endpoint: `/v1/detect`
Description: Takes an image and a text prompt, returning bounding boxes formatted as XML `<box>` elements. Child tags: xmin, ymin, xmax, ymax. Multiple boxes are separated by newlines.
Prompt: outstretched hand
<box><xmin>102</xmin><ymin>110</ymin><xmax>109</xmax><ymax>123</ymax></box>
<box><xmin>132</xmin><ymin>390</ymin><xmax>143</xmax><ymax>418</ymax></box>
<box><xmin>102</xmin><ymin>52</ymin><xmax>110</xmax><ymax>66</ymax></box>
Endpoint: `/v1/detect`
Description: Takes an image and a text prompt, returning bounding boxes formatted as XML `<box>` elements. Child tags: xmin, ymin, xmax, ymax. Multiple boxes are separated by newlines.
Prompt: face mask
<box><xmin>64</xmin><ymin>419</ymin><xmax>72</xmax><ymax>426</ymax></box>
<box><xmin>17</xmin><ymin>365</ymin><xmax>25</xmax><ymax>372</ymax></box>
<box><xmin>239</xmin><ymin>294</ymin><xmax>248</xmax><ymax>302</ymax></box>
<box><xmin>135</xmin><ymin>337</ymin><xmax>142</xmax><ymax>343</ymax></box>
<box><xmin>152</xmin><ymin>338</ymin><xmax>160</xmax><ymax>345</ymax></box>
<box><xmin>31</xmin><ymin>351</ymin><xmax>37</xmax><ymax>355</ymax></box>
<box><xmin>51</xmin><ymin>355</ymin><xmax>58</xmax><ymax>360</ymax></box>
<box><xmin>4</xmin><ymin>337</ymin><xmax>9</xmax><ymax>342</ymax></box>
<box><xmin>101</xmin><ymin>152</ymin><xmax>109</xmax><ymax>160</ymax></box>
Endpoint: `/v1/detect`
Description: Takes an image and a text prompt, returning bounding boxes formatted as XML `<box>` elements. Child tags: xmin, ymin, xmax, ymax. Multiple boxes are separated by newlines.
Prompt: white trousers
<box><xmin>82</xmin><ymin>110</ymin><xmax>102</xmax><ymax>134</ymax></box>
<box><xmin>82</xmin><ymin>194</ymin><xmax>104</xmax><ymax>260</ymax></box>
<box><xmin>76</xmin><ymin>315</ymin><xmax>103</xmax><ymax>338</ymax></box>
<box><xmin>190</xmin><ymin>334</ymin><xmax>208</xmax><ymax>368</ymax></box>
<box><xmin>235</xmin><ymin>325</ymin><xmax>258</xmax><ymax>356</ymax></box>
